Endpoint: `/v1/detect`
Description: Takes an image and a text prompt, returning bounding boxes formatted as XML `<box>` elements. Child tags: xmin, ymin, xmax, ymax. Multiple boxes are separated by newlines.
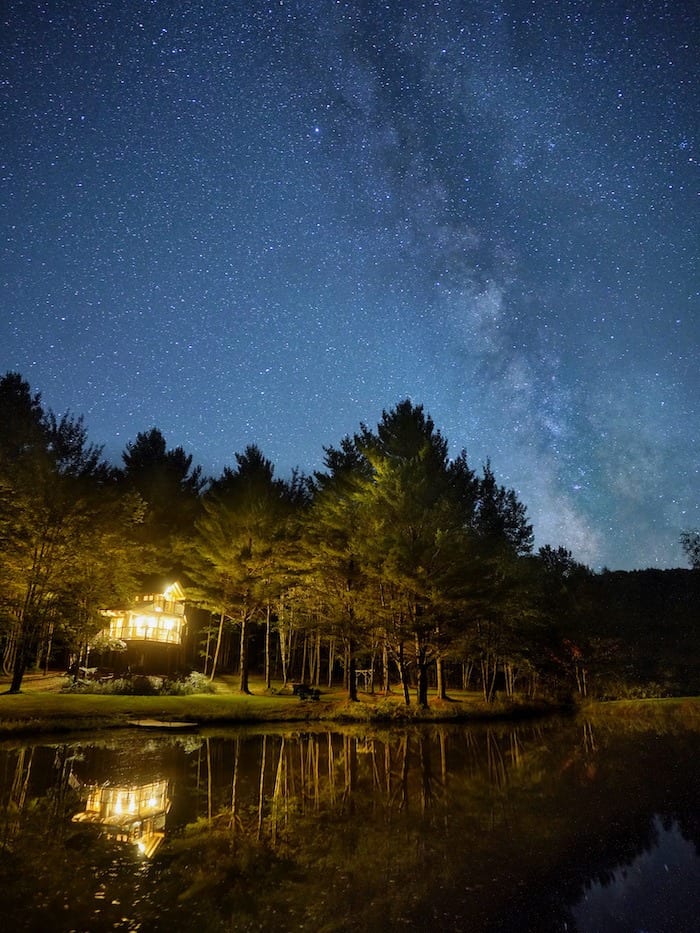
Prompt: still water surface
<box><xmin>0</xmin><ymin>716</ymin><xmax>698</xmax><ymax>932</ymax></box>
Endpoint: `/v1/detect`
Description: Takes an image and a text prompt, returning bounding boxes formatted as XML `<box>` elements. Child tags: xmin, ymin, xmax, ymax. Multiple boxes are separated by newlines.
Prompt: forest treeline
<box><xmin>1</xmin><ymin>371</ymin><xmax>698</xmax><ymax>701</ymax></box>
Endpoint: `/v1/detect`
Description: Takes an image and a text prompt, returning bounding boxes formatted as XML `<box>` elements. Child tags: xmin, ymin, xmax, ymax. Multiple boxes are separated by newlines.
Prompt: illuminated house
<box><xmin>72</xmin><ymin>779</ymin><xmax>171</xmax><ymax>858</ymax></box>
<box><xmin>95</xmin><ymin>580</ymin><xmax>187</xmax><ymax>672</ymax></box>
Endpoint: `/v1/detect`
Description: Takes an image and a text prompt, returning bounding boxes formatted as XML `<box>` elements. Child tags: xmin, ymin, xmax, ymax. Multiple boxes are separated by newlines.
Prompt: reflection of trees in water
<box><xmin>0</xmin><ymin>737</ymin><xmax>195</xmax><ymax>930</ymax></box>
<box><xmin>0</xmin><ymin>744</ymin><xmax>81</xmax><ymax>850</ymax></box>
<box><xmin>572</xmin><ymin>815</ymin><xmax>700</xmax><ymax>933</ymax></box>
<box><xmin>1</xmin><ymin>722</ymin><xmax>699</xmax><ymax>931</ymax></box>
<box><xmin>190</xmin><ymin>725</ymin><xmax>556</xmax><ymax>851</ymax></box>
<box><xmin>1</xmin><ymin>746</ymin><xmax>34</xmax><ymax>846</ymax></box>
<box><xmin>173</xmin><ymin>722</ymin><xmax>700</xmax><ymax>930</ymax></box>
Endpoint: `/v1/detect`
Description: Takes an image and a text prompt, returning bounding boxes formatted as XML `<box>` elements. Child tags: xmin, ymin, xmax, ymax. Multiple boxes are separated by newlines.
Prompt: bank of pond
<box><xmin>0</xmin><ymin>709</ymin><xmax>699</xmax><ymax>931</ymax></box>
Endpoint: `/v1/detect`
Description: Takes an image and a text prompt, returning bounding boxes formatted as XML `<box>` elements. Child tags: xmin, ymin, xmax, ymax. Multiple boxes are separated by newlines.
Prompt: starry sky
<box><xmin>2</xmin><ymin>1</ymin><xmax>698</xmax><ymax>570</ymax></box>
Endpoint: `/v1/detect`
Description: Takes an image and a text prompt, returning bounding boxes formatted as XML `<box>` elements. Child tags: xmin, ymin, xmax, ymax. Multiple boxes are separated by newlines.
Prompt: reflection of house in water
<box><xmin>72</xmin><ymin>779</ymin><xmax>171</xmax><ymax>858</ymax></box>
<box><xmin>95</xmin><ymin>579</ymin><xmax>187</xmax><ymax>673</ymax></box>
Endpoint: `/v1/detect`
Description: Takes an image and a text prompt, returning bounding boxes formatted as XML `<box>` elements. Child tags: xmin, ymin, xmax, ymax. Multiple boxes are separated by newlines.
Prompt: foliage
<box><xmin>0</xmin><ymin>372</ymin><xmax>145</xmax><ymax>692</ymax></box>
<box><xmin>117</xmin><ymin>426</ymin><xmax>206</xmax><ymax>578</ymax></box>
<box><xmin>2</xmin><ymin>373</ymin><xmax>696</xmax><ymax>704</ymax></box>
<box><xmin>186</xmin><ymin>445</ymin><xmax>303</xmax><ymax>690</ymax></box>
<box><xmin>680</xmin><ymin>530</ymin><xmax>700</xmax><ymax>570</ymax></box>
<box><xmin>62</xmin><ymin>671</ymin><xmax>216</xmax><ymax>696</ymax></box>
<box><xmin>64</xmin><ymin>674</ymin><xmax>162</xmax><ymax>695</ymax></box>
<box><xmin>162</xmin><ymin>671</ymin><xmax>217</xmax><ymax>695</ymax></box>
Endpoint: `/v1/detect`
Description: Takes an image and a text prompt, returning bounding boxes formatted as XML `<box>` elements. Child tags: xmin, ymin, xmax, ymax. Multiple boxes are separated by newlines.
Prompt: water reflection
<box><xmin>72</xmin><ymin>779</ymin><xmax>171</xmax><ymax>858</ymax></box>
<box><xmin>0</xmin><ymin>720</ymin><xmax>698</xmax><ymax>931</ymax></box>
<box><xmin>573</xmin><ymin>815</ymin><xmax>700</xmax><ymax>933</ymax></box>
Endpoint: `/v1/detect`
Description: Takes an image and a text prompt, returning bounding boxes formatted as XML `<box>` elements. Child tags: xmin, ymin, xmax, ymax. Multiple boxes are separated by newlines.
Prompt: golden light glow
<box><xmin>96</xmin><ymin>582</ymin><xmax>187</xmax><ymax>647</ymax></box>
<box><xmin>72</xmin><ymin>779</ymin><xmax>171</xmax><ymax>859</ymax></box>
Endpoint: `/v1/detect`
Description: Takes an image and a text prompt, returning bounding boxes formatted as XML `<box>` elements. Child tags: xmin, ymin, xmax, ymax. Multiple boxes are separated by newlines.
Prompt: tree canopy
<box><xmin>4</xmin><ymin>373</ymin><xmax>694</xmax><ymax>703</ymax></box>
<box><xmin>680</xmin><ymin>530</ymin><xmax>700</xmax><ymax>570</ymax></box>
<box><xmin>0</xmin><ymin>373</ymin><xmax>143</xmax><ymax>691</ymax></box>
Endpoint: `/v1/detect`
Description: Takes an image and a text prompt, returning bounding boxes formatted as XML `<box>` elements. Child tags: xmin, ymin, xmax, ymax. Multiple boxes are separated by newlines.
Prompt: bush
<box><xmin>594</xmin><ymin>676</ymin><xmax>679</xmax><ymax>700</ymax></box>
<box><xmin>61</xmin><ymin>673</ymin><xmax>193</xmax><ymax>696</ymax></box>
<box><xmin>161</xmin><ymin>672</ymin><xmax>216</xmax><ymax>696</ymax></box>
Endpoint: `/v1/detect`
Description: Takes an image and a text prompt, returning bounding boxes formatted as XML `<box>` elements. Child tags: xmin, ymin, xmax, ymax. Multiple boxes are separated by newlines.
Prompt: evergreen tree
<box><xmin>298</xmin><ymin>436</ymin><xmax>372</xmax><ymax>700</ymax></box>
<box><xmin>680</xmin><ymin>530</ymin><xmax>700</xmax><ymax>570</ymax></box>
<box><xmin>187</xmin><ymin>445</ymin><xmax>298</xmax><ymax>691</ymax></box>
<box><xmin>118</xmin><ymin>427</ymin><xmax>205</xmax><ymax>578</ymax></box>
<box><xmin>0</xmin><ymin>372</ymin><xmax>126</xmax><ymax>691</ymax></box>
<box><xmin>353</xmin><ymin>401</ymin><xmax>462</xmax><ymax>707</ymax></box>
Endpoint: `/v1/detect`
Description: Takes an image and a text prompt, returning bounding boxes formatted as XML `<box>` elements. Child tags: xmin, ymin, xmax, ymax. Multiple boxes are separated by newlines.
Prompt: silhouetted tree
<box><xmin>536</xmin><ymin>545</ymin><xmax>594</xmax><ymax>696</ymax></box>
<box><xmin>680</xmin><ymin>530</ymin><xmax>700</xmax><ymax>570</ymax></box>
<box><xmin>0</xmin><ymin>372</ymin><xmax>125</xmax><ymax>691</ymax></box>
<box><xmin>119</xmin><ymin>427</ymin><xmax>205</xmax><ymax>577</ymax></box>
<box><xmin>298</xmin><ymin>436</ymin><xmax>373</xmax><ymax>701</ymax></box>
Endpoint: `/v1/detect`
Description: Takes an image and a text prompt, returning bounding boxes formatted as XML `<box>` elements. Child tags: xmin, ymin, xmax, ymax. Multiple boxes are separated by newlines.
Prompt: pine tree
<box><xmin>187</xmin><ymin>446</ymin><xmax>298</xmax><ymax>691</ymax></box>
<box><xmin>0</xmin><ymin>372</ymin><xmax>128</xmax><ymax>691</ymax></box>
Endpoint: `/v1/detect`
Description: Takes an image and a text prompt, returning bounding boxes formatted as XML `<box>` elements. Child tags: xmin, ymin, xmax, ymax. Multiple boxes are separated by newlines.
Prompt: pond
<box><xmin>0</xmin><ymin>715</ymin><xmax>698</xmax><ymax>931</ymax></box>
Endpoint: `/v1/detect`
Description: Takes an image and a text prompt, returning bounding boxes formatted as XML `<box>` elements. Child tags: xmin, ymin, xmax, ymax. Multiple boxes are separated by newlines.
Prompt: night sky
<box><xmin>2</xmin><ymin>1</ymin><xmax>698</xmax><ymax>570</ymax></box>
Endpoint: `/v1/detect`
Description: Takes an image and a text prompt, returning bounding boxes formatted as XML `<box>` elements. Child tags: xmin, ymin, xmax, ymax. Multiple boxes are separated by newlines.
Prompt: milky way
<box><xmin>2</xmin><ymin>1</ymin><xmax>698</xmax><ymax>569</ymax></box>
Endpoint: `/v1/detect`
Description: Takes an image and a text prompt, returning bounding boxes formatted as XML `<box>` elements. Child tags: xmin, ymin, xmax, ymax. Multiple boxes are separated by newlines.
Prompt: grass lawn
<box><xmin>4</xmin><ymin>672</ymin><xmax>697</xmax><ymax>736</ymax></box>
<box><xmin>579</xmin><ymin>695</ymin><xmax>700</xmax><ymax>729</ymax></box>
<box><xmin>0</xmin><ymin>671</ymin><xmax>563</xmax><ymax>734</ymax></box>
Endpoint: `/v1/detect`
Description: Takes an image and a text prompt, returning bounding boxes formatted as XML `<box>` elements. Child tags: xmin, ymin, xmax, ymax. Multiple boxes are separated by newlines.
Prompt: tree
<box><xmin>0</xmin><ymin>373</ymin><xmax>121</xmax><ymax>692</ymax></box>
<box><xmin>471</xmin><ymin>461</ymin><xmax>533</xmax><ymax>555</ymax></box>
<box><xmin>50</xmin><ymin>489</ymin><xmax>146</xmax><ymax>671</ymax></box>
<box><xmin>680</xmin><ymin>531</ymin><xmax>700</xmax><ymax>570</ymax></box>
<box><xmin>0</xmin><ymin>377</ymin><xmax>50</xmax><ymax>681</ymax></box>
<box><xmin>352</xmin><ymin>401</ymin><xmax>463</xmax><ymax>707</ymax></box>
<box><xmin>449</xmin><ymin>461</ymin><xmax>535</xmax><ymax>701</ymax></box>
<box><xmin>187</xmin><ymin>446</ymin><xmax>297</xmax><ymax>691</ymax></box>
<box><xmin>119</xmin><ymin>428</ymin><xmax>205</xmax><ymax>577</ymax></box>
<box><xmin>0</xmin><ymin>372</ymin><xmax>44</xmax><ymax>461</ymax></box>
<box><xmin>298</xmin><ymin>437</ymin><xmax>373</xmax><ymax>701</ymax></box>
<box><xmin>536</xmin><ymin>546</ymin><xmax>594</xmax><ymax>696</ymax></box>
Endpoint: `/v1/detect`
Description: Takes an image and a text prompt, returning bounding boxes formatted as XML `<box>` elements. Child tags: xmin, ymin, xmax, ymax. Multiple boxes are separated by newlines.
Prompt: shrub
<box><xmin>161</xmin><ymin>672</ymin><xmax>216</xmax><ymax>696</ymax></box>
<box><xmin>62</xmin><ymin>674</ymin><xmax>163</xmax><ymax>695</ymax></box>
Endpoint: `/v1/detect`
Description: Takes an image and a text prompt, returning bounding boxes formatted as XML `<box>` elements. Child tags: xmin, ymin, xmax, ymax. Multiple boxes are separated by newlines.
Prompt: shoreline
<box><xmin>1</xmin><ymin>673</ymin><xmax>699</xmax><ymax>737</ymax></box>
<box><xmin>0</xmin><ymin>672</ymin><xmax>571</xmax><ymax>735</ymax></box>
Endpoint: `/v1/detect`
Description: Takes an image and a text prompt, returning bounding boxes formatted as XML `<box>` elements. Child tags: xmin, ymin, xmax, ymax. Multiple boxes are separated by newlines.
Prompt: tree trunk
<box><xmin>346</xmin><ymin>639</ymin><xmax>358</xmax><ymax>702</ymax></box>
<box><xmin>279</xmin><ymin>623</ymin><xmax>289</xmax><ymax>686</ymax></box>
<box><xmin>300</xmin><ymin>631</ymin><xmax>308</xmax><ymax>684</ymax></box>
<box><xmin>462</xmin><ymin>659</ymin><xmax>474</xmax><ymax>690</ymax></box>
<box><xmin>264</xmin><ymin>604</ymin><xmax>272</xmax><ymax>690</ymax></box>
<box><xmin>9</xmin><ymin>642</ymin><xmax>28</xmax><ymax>694</ymax></box>
<box><xmin>575</xmin><ymin>663</ymin><xmax>588</xmax><ymax>697</ymax></box>
<box><xmin>327</xmin><ymin>636</ymin><xmax>335</xmax><ymax>688</ymax></box>
<box><xmin>9</xmin><ymin>616</ymin><xmax>37</xmax><ymax>694</ymax></box>
<box><xmin>2</xmin><ymin>625</ymin><xmax>18</xmax><ymax>677</ymax></box>
<box><xmin>382</xmin><ymin>642</ymin><xmax>391</xmax><ymax>695</ymax></box>
<box><xmin>396</xmin><ymin>643</ymin><xmax>410</xmax><ymax>705</ymax></box>
<box><xmin>43</xmin><ymin>619</ymin><xmax>55</xmax><ymax>675</ymax></box>
<box><xmin>209</xmin><ymin>609</ymin><xmax>226</xmax><ymax>681</ymax></box>
<box><xmin>436</xmin><ymin>655</ymin><xmax>447</xmax><ymax>700</ymax></box>
<box><xmin>314</xmin><ymin>630</ymin><xmax>322</xmax><ymax>687</ymax></box>
<box><xmin>238</xmin><ymin>614</ymin><xmax>251</xmax><ymax>694</ymax></box>
<box><xmin>416</xmin><ymin>636</ymin><xmax>429</xmax><ymax>708</ymax></box>
<box><xmin>504</xmin><ymin>662</ymin><xmax>514</xmax><ymax>697</ymax></box>
<box><xmin>481</xmin><ymin>656</ymin><xmax>498</xmax><ymax>702</ymax></box>
<box><xmin>203</xmin><ymin>618</ymin><xmax>212</xmax><ymax>676</ymax></box>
